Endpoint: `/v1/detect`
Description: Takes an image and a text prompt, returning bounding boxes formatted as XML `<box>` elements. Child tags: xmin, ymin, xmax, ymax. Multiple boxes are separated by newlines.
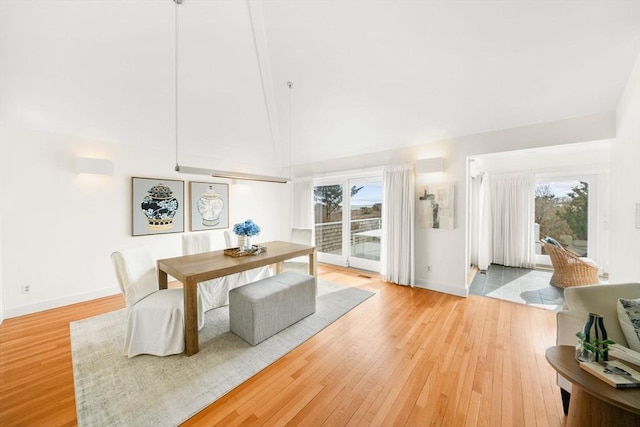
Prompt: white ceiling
<box><xmin>1</xmin><ymin>1</ymin><xmax>639</xmax><ymax>172</ymax></box>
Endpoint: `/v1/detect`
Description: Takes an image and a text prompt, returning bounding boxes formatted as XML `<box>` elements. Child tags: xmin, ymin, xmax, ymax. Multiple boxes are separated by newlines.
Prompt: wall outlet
<box><xmin>21</xmin><ymin>285</ymin><xmax>30</xmax><ymax>294</ymax></box>
<box><xmin>427</xmin><ymin>265</ymin><xmax>432</xmax><ymax>272</ymax></box>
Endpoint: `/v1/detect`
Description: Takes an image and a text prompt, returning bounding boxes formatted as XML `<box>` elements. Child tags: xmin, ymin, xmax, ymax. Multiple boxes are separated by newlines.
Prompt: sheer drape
<box><xmin>381</xmin><ymin>164</ymin><xmax>415</xmax><ymax>286</ymax></box>
<box><xmin>481</xmin><ymin>173</ymin><xmax>536</xmax><ymax>269</ymax></box>
<box><xmin>477</xmin><ymin>174</ymin><xmax>492</xmax><ymax>271</ymax></box>
<box><xmin>291</xmin><ymin>177</ymin><xmax>314</xmax><ymax>228</ymax></box>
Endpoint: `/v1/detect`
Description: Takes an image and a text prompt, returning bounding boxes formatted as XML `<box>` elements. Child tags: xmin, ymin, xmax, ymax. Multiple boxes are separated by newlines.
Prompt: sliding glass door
<box><xmin>348</xmin><ymin>178</ymin><xmax>382</xmax><ymax>271</ymax></box>
<box><xmin>314</xmin><ymin>174</ymin><xmax>382</xmax><ymax>272</ymax></box>
<box><xmin>314</xmin><ymin>183</ymin><xmax>345</xmax><ymax>266</ymax></box>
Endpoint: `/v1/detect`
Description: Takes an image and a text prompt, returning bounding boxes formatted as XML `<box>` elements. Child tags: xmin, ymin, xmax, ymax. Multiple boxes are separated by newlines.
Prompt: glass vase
<box><xmin>575</xmin><ymin>341</ymin><xmax>594</xmax><ymax>363</ymax></box>
<box><xmin>240</xmin><ymin>235</ymin><xmax>252</xmax><ymax>251</ymax></box>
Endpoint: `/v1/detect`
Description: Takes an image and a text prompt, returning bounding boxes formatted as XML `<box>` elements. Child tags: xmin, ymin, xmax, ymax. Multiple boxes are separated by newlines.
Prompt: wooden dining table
<box><xmin>157</xmin><ymin>240</ymin><xmax>317</xmax><ymax>356</ymax></box>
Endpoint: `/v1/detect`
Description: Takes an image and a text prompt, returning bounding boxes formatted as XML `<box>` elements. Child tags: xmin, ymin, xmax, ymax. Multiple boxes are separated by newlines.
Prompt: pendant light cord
<box><xmin>287</xmin><ymin>81</ymin><xmax>293</xmax><ymax>179</ymax></box>
<box><xmin>174</xmin><ymin>0</ymin><xmax>181</xmax><ymax>169</ymax></box>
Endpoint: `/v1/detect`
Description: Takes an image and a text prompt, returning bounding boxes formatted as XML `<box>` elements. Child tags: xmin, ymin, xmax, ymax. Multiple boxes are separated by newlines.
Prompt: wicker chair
<box><xmin>542</xmin><ymin>241</ymin><xmax>600</xmax><ymax>288</ymax></box>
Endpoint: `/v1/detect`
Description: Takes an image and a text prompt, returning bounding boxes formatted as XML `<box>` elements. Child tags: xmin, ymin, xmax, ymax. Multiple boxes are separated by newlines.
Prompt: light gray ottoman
<box><xmin>229</xmin><ymin>271</ymin><xmax>317</xmax><ymax>346</ymax></box>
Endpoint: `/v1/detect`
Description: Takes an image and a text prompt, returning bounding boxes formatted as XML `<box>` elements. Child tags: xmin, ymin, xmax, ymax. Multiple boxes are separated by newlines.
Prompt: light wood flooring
<box><xmin>0</xmin><ymin>264</ymin><xmax>565</xmax><ymax>426</ymax></box>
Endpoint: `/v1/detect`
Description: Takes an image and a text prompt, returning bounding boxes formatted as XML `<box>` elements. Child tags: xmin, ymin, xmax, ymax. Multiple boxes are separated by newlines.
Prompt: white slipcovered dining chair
<box><xmin>224</xmin><ymin>230</ymin><xmax>235</xmax><ymax>249</ymax></box>
<box><xmin>283</xmin><ymin>227</ymin><xmax>313</xmax><ymax>272</ymax></box>
<box><xmin>111</xmin><ymin>246</ymin><xmax>205</xmax><ymax>358</ymax></box>
<box><xmin>182</xmin><ymin>232</ymin><xmax>234</xmax><ymax>311</ymax></box>
<box><xmin>182</xmin><ymin>232</ymin><xmax>273</xmax><ymax>311</ymax></box>
<box><xmin>223</xmin><ymin>230</ymin><xmax>273</xmax><ymax>284</ymax></box>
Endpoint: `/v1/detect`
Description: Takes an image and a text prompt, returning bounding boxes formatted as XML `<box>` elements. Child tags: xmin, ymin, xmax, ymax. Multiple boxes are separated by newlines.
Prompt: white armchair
<box><xmin>556</xmin><ymin>282</ymin><xmax>640</xmax><ymax>414</ymax></box>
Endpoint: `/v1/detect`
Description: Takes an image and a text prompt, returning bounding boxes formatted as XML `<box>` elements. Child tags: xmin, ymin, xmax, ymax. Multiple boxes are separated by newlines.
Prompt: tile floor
<box><xmin>469</xmin><ymin>264</ymin><xmax>566</xmax><ymax>311</ymax></box>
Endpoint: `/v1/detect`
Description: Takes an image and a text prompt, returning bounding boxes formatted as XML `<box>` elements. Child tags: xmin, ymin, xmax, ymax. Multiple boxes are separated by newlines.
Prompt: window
<box><xmin>535</xmin><ymin>179</ymin><xmax>590</xmax><ymax>258</ymax></box>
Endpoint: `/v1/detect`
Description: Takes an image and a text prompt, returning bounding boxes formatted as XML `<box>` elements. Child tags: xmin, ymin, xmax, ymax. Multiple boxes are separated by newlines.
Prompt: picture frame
<box><xmin>132</xmin><ymin>177</ymin><xmax>185</xmax><ymax>236</ymax></box>
<box><xmin>418</xmin><ymin>183</ymin><xmax>455</xmax><ymax>229</ymax></box>
<box><xmin>189</xmin><ymin>181</ymin><xmax>229</xmax><ymax>231</ymax></box>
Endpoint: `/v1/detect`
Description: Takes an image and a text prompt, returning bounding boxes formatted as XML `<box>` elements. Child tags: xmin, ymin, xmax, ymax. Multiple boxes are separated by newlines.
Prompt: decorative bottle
<box><xmin>582</xmin><ymin>312</ymin><xmax>609</xmax><ymax>362</ymax></box>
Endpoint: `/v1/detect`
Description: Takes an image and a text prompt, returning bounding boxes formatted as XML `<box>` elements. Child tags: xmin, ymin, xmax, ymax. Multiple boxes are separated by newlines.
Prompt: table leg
<box><xmin>275</xmin><ymin>261</ymin><xmax>283</xmax><ymax>274</ymax></box>
<box><xmin>158</xmin><ymin>269</ymin><xmax>168</xmax><ymax>290</ymax></box>
<box><xmin>308</xmin><ymin>250</ymin><xmax>317</xmax><ymax>276</ymax></box>
<box><xmin>184</xmin><ymin>277</ymin><xmax>199</xmax><ymax>356</ymax></box>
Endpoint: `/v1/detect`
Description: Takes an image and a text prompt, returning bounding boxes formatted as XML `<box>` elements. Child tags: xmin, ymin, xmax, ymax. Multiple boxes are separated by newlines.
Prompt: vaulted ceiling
<box><xmin>1</xmin><ymin>1</ymin><xmax>639</xmax><ymax>173</ymax></box>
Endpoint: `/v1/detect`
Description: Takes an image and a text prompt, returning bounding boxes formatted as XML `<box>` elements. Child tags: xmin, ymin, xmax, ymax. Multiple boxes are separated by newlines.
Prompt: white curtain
<box><xmin>483</xmin><ymin>173</ymin><xmax>536</xmax><ymax>269</ymax></box>
<box><xmin>291</xmin><ymin>177</ymin><xmax>314</xmax><ymax>228</ymax></box>
<box><xmin>477</xmin><ymin>174</ymin><xmax>492</xmax><ymax>270</ymax></box>
<box><xmin>381</xmin><ymin>164</ymin><xmax>415</xmax><ymax>286</ymax></box>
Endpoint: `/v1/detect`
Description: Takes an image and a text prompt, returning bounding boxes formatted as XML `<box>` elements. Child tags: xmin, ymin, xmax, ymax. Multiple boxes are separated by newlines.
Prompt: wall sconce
<box><xmin>415</xmin><ymin>157</ymin><xmax>444</xmax><ymax>174</ymax></box>
<box><xmin>77</xmin><ymin>157</ymin><xmax>114</xmax><ymax>176</ymax></box>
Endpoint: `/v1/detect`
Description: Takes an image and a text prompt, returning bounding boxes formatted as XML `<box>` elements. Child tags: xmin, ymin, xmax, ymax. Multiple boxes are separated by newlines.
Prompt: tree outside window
<box><xmin>535</xmin><ymin>181</ymin><xmax>588</xmax><ymax>256</ymax></box>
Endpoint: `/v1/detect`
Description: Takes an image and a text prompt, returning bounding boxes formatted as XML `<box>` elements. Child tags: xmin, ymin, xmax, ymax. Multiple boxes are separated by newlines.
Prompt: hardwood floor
<box><xmin>0</xmin><ymin>264</ymin><xmax>565</xmax><ymax>426</ymax></box>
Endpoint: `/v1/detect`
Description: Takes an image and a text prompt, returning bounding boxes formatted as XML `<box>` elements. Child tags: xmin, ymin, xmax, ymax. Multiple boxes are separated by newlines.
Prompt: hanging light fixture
<box><xmin>172</xmin><ymin>0</ymin><xmax>291</xmax><ymax>184</ymax></box>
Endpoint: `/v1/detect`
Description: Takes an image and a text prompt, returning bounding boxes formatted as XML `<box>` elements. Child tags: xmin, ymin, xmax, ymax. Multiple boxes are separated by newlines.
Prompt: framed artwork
<box><xmin>418</xmin><ymin>183</ymin><xmax>454</xmax><ymax>229</ymax></box>
<box><xmin>189</xmin><ymin>181</ymin><xmax>229</xmax><ymax>231</ymax></box>
<box><xmin>132</xmin><ymin>177</ymin><xmax>185</xmax><ymax>236</ymax></box>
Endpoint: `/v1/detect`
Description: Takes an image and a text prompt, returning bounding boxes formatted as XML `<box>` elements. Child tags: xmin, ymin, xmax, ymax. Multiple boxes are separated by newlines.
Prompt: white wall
<box><xmin>0</xmin><ymin>125</ymin><xmax>290</xmax><ymax>318</ymax></box>
<box><xmin>296</xmin><ymin>112</ymin><xmax>616</xmax><ymax>296</ymax></box>
<box><xmin>0</xmin><ymin>120</ymin><xmax>4</xmax><ymax>324</ymax></box>
<box><xmin>610</xmin><ymin>56</ymin><xmax>640</xmax><ymax>283</ymax></box>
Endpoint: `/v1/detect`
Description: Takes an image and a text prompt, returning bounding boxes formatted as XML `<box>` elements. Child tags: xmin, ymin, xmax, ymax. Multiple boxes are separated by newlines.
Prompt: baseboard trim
<box><xmin>4</xmin><ymin>287</ymin><xmax>121</xmax><ymax>319</ymax></box>
<box><xmin>414</xmin><ymin>279</ymin><xmax>468</xmax><ymax>297</ymax></box>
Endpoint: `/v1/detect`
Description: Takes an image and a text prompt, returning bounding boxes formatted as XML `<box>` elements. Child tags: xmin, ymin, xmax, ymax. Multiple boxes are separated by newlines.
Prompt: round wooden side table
<box><xmin>545</xmin><ymin>345</ymin><xmax>640</xmax><ymax>426</ymax></box>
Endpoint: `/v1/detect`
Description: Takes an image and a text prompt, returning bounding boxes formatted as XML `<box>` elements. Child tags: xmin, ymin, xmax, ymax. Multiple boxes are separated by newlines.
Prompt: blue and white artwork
<box><xmin>132</xmin><ymin>177</ymin><xmax>184</xmax><ymax>236</ymax></box>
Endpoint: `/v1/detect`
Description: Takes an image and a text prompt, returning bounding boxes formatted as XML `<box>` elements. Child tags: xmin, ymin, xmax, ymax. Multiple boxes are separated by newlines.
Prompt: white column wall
<box><xmin>0</xmin><ymin>120</ymin><xmax>4</xmax><ymax>324</ymax></box>
<box><xmin>610</xmin><ymin>56</ymin><xmax>640</xmax><ymax>283</ymax></box>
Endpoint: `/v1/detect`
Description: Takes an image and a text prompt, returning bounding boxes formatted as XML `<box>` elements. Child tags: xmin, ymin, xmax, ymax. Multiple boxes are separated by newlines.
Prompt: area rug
<box><xmin>70</xmin><ymin>280</ymin><xmax>374</xmax><ymax>427</ymax></box>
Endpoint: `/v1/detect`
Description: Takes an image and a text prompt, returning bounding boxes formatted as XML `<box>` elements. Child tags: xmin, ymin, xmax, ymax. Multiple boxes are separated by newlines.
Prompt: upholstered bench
<box><xmin>229</xmin><ymin>271</ymin><xmax>317</xmax><ymax>345</ymax></box>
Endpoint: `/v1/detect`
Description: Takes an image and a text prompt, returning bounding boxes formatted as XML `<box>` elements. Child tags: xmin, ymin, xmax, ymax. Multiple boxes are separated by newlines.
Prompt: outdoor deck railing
<box><xmin>315</xmin><ymin>218</ymin><xmax>381</xmax><ymax>254</ymax></box>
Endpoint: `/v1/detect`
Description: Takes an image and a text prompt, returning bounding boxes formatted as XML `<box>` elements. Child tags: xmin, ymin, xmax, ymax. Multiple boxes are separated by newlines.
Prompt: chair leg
<box><xmin>561</xmin><ymin>388</ymin><xmax>570</xmax><ymax>416</ymax></box>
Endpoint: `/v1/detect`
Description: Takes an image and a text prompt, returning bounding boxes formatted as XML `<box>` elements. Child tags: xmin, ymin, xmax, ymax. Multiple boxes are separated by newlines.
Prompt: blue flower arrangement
<box><xmin>233</xmin><ymin>219</ymin><xmax>261</xmax><ymax>237</ymax></box>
